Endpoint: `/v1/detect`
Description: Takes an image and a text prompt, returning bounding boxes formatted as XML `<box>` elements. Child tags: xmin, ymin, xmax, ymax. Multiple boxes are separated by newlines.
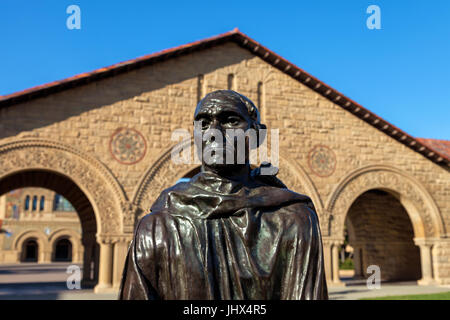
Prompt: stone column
<box><xmin>71</xmin><ymin>236</ymin><xmax>83</xmax><ymax>263</ymax></box>
<box><xmin>0</xmin><ymin>195</ymin><xmax>6</xmax><ymax>220</ymax></box>
<box><xmin>322</xmin><ymin>237</ymin><xmax>345</xmax><ymax>286</ymax></box>
<box><xmin>414</xmin><ymin>238</ymin><xmax>435</xmax><ymax>285</ymax></box>
<box><xmin>331</xmin><ymin>242</ymin><xmax>344</xmax><ymax>285</ymax></box>
<box><xmin>44</xmin><ymin>195</ymin><xmax>53</xmax><ymax>213</ymax></box>
<box><xmin>322</xmin><ymin>238</ymin><xmax>333</xmax><ymax>285</ymax></box>
<box><xmin>94</xmin><ymin>236</ymin><xmax>114</xmax><ymax>293</ymax></box>
<box><xmin>74</xmin><ymin>247</ymin><xmax>84</xmax><ymax>263</ymax></box>
<box><xmin>41</xmin><ymin>250</ymin><xmax>52</xmax><ymax>263</ymax></box>
<box><xmin>112</xmin><ymin>235</ymin><xmax>133</xmax><ymax>289</ymax></box>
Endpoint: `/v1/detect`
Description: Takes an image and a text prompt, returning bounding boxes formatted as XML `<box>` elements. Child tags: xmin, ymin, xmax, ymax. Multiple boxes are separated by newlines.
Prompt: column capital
<box><xmin>96</xmin><ymin>233</ymin><xmax>133</xmax><ymax>245</ymax></box>
<box><xmin>322</xmin><ymin>236</ymin><xmax>345</xmax><ymax>246</ymax></box>
<box><xmin>413</xmin><ymin>237</ymin><xmax>439</xmax><ymax>247</ymax></box>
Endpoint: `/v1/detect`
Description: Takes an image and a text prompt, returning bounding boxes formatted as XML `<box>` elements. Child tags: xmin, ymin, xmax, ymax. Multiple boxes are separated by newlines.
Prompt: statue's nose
<box><xmin>208</xmin><ymin>119</ymin><xmax>222</xmax><ymax>132</ymax></box>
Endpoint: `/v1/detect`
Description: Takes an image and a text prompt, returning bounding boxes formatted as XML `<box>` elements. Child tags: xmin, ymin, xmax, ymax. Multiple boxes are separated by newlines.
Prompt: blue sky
<box><xmin>1</xmin><ymin>0</ymin><xmax>449</xmax><ymax>139</ymax></box>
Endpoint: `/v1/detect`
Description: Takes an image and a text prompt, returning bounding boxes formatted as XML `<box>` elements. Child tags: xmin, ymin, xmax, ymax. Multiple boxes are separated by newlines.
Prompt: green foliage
<box><xmin>361</xmin><ymin>292</ymin><xmax>450</xmax><ymax>300</ymax></box>
<box><xmin>339</xmin><ymin>258</ymin><xmax>354</xmax><ymax>270</ymax></box>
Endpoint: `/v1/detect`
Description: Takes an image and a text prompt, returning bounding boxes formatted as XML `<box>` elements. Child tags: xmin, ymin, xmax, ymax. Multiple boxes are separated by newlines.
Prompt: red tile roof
<box><xmin>416</xmin><ymin>138</ymin><xmax>450</xmax><ymax>161</ymax></box>
<box><xmin>0</xmin><ymin>28</ymin><xmax>448</xmax><ymax>167</ymax></box>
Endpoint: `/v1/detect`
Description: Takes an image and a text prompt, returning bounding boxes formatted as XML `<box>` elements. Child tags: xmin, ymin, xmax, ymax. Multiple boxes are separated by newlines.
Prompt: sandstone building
<box><xmin>0</xmin><ymin>29</ymin><xmax>449</xmax><ymax>293</ymax></box>
<box><xmin>0</xmin><ymin>188</ymin><xmax>82</xmax><ymax>264</ymax></box>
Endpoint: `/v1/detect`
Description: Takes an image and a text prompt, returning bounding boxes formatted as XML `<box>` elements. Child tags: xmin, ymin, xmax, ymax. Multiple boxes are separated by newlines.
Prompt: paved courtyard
<box><xmin>0</xmin><ymin>263</ymin><xmax>117</xmax><ymax>300</ymax></box>
<box><xmin>328</xmin><ymin>282</ymin><xmax>450</xmax><ymax>300</ymax></box>
<box><xmin>0</xmin><ymin>263</ymin><xmax>449</xmax><ymax>300</ymax></box>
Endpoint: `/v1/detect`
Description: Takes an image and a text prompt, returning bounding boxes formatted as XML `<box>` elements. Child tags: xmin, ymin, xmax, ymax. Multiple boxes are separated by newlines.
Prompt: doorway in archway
<box><xmin>344</xmin><ymin>189</ymin><xmax>421</xmax><ymax>282</ymax></box>
<box><xmin>22</xmin><ymin>239</ymin><xmax>38</xmax><ymax>262</ymax></box>
<box><xmin>0</xmin><ymin>169</ymin><xmax>100</xmax><ymax>288</ymax></box>
<box><xmin>54</xmin><ymin>238</ymin><xmax>73</xmax><ymax>262</ymax></box>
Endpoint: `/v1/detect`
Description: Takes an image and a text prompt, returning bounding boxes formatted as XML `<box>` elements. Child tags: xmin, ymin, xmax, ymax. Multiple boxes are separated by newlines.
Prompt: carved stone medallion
<box><xmin>308</xmin><ymin>145</ymin><xmax>336</xmax><ymax>177</ymax></box>
<box><xmin>110</xmin><ymin>128</ymin><xmax>147</xmax><ymax>165</ymax></box>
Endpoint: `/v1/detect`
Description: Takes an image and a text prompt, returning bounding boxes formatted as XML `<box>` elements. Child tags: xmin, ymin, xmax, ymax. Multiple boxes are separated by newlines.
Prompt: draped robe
<box><xmin>119</xmin><ymin>171</ymin><xmax>328</xmax><ymax>300</ymax></box>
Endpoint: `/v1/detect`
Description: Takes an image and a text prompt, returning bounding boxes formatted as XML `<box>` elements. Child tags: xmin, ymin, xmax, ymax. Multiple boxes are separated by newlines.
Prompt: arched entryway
<box><xmin>0</xmin><ymin>139</ymin><xmax>128</xmax><ymax>292</ymax></box>
<box><xmin>325</xmin><ymin>165</ymin><xmax>445</xmax><ymax>286</ymax></box>
<box><xmin>53</xmin><ymin>238</ymin><xmax>73</xmax><ymax>262</ymax></box>
<box><xmin>345</xmin><ymin>189</ymin><xmax>421</xmax><ymax>282</ymax></box>
<box><xmin>21</xmin><ymin>238</ymin><xmax>39</xmax><ymax>262</ymax></box>
<box><xmin>3</xmin><ymin>170</ymin><xmax>99</xmax><ymax>287</ymax></box>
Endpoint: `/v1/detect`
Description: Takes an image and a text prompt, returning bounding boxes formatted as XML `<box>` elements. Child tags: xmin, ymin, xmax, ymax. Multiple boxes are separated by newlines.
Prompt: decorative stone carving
<box><xmin>0</xmin><ymin>139</ymin><xmax>125</xmax><ymax>234</ymax></box>
<box><xmin>319</xmin><ymin>209</ymin><xmax>333</xmax><ymax>237</ymax></box>
<box><xmin>109</xmin><ymin>128</ymin><xmax>147</xmax><ymax>165</ymax></box>
<box><xmin>308</xmin><ymin>145</ymin><xmax>337</xmax><ymax>177</ymax></box>
<box><xmin>121</xmin><ymin>201</ymin><xmax>142</xmax><ymax>233</ymax></box>
<box><xmin>326</xmin><ymin>165</ymin><xmax>444</xmax><ymax>238</ymax></box>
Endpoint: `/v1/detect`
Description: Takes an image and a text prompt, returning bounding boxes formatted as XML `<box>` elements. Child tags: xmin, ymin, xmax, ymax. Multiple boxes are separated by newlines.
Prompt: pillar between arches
<box><xmin>322</xmin><ymin>237</ymin><xmax>345</xmax><ymax>287</ymax></box>
<box><xmin>112</xmin><ymin>235</ymin><xmax>133</xmax><ymax>290</ymax></box>
<box><xmin>94</xmin><ymin>235</ymin><xmax>114</xmax><ymax>293</ymax></box>
<box><xmin>94</xmin><ymin>234</ymin><xmax>132</xmax><ymax>294</ymax></box>
<box><xmin>41</xmin><ymin>250</ymin><xmax>52</xmax><ymax>263</ymax></box>
<box><xmin>414</xmin><ymin>238</ymin><xmax>437</xmax><ymax>285</ymax></box>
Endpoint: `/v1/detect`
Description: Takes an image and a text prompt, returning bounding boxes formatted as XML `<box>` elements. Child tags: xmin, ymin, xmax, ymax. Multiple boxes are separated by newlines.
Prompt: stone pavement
<box><xmin>328</xmin><ymin>282</ymin><xmax>450</xmax><ymax>300</ymax></box>
<box><xmin>1</xmin><ymin>263</ymin><xmax>449</xmax><ymax>300</ymax></box>
<box><xmin>0</xmin><ymin>262</ymin><xmax>117</xmax><ymax>300</ymax></box>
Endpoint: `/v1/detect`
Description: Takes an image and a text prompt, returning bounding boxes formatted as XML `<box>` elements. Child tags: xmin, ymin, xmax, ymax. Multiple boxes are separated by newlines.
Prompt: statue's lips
<box><xmin>203</xmin><ymin>143</ymin><xmax>236</xmax><ymax>161</ymax></box>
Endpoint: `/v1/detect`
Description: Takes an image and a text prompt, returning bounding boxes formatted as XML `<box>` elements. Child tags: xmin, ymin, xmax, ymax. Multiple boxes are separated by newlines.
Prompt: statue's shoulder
<box><xmin>145</xmin><ymin>180</ymin><xmax>191</xmax><ymax>215</ymax></box>
<box><xmin>134</xmin><ymin>210</ymin><xmax>167</xmax><ymax>237</ymax></box>
<box><xmin>137</xmin><ymin>179</ymin><xmax>194</xmax><ymax>228</ymax></box>
<box><xmin>250</xmin><ymin>165</ymin><xmax>318</xmax><ymax>221</ymax></box>
<box><xmin>289</xmin><ymin>191</ymin><xmax>316</xmax><ymax>213</ymax></box>
<box><xmin>135</xmin><ymin>186</ymin><xmax>183</xmax><ymax>234</ymax></box>
<box><xmin>267</xmin><ymin>189</ymin><xmax>319</xmax><ymax>229</ymax></box>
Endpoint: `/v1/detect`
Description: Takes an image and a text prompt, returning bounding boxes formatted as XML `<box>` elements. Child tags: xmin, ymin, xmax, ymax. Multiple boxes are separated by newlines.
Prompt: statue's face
<box><xmin>194</xmin><ymin>97</ymin><xmax>253</xmax><ymax>169</ymax></box>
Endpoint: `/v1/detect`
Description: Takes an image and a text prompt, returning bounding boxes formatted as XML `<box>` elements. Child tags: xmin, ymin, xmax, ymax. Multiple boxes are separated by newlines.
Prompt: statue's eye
<box><xmin>227</xmin><ymin>116</ymin><xmax>241</xmax><ymax>126</ymax></box>
<box><xmin>201</xmin><ymin>120</ymin><xmax>210</xmax><ymax>130</ymax></box>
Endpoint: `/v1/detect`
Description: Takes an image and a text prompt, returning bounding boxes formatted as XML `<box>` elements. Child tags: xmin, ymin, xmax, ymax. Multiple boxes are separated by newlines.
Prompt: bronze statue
<box><xmin>119</xmin><ymin>90</ymin><xmax>328</xmax><ymax>300</ymax></box>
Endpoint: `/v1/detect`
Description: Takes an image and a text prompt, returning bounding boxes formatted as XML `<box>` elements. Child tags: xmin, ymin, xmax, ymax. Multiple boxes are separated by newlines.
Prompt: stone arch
<box><xmin>0</xmin><ymin>138</ymin><xmax>129</xmax><ymax>290</ymax></box>
<box><xmin>49</xmin><ymin>228</ymin><xmax>83</xmax><ymax>262</ymax></box>
<box><xmin>326</xmin><ymin>164</ymin><xmax>445</xmax><ymax>239</ymax></box>
<box><xmin>131</xmin><ymin>139</ymin><xmax>323</xmax><ymax>224</ymax></box>
<box><xmin>0</xmin><ymin>138</ymin><xmax>126</xmax><ymax>234</ymax></box>
<box><xmin>13</xmin><ymin>229</ymin><xmax>49</xmax><ymax>263</ymax></box>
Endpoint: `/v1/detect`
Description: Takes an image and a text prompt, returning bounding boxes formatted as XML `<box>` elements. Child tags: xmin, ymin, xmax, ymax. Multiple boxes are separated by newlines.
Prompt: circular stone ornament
<box><xmin>308</xmin><ymin>145</ymin><xmax>336</xmax><ymax>177</ymax></box>
<box><xmin>110</xmin><ymin>128</ymin><xmax>147</xmax><ymax>165</ymax></box>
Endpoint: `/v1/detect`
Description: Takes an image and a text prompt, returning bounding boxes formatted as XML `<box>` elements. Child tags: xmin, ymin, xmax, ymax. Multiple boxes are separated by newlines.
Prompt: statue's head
<box><xmin>193</xmin><ymin>90</ymin><xmax>266</xmax><ymax>172</ymax></box>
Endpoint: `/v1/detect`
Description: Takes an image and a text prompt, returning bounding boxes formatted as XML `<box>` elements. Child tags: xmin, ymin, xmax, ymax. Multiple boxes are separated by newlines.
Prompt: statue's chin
<box><xmin>202</xmin><ymin>159</ymin><xmax>241</xmax><ymax>170</ymax></box>
<box><xmin>201</xmin><ymin>147</ymin><xmax>247</xmax><ymax>172</ymax></box>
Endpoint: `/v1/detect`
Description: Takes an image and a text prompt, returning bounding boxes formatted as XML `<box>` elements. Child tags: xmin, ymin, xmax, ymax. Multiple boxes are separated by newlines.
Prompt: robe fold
<box><xmin>119</xmin><ymin>170</ymin><xmax>328</xmax><ymax>300</ymax></box>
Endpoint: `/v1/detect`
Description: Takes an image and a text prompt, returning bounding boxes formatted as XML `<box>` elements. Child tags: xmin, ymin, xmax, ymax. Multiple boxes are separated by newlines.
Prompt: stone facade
<box><xmin>0</xmin><ymin>188</ymin><xmax>82</xmax><ymax>264</ymax></box>
<box><xmin>0</xmin><ymin>32</ymin><xmax>448</xmax><ymax>292</ymax></box>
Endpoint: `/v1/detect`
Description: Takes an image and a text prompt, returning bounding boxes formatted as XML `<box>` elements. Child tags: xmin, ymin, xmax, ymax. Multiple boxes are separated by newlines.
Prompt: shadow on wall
<box><xmin>0</xmin><ymin>43</ymin><xmax>249</xmax><ymax>140</ymax></box>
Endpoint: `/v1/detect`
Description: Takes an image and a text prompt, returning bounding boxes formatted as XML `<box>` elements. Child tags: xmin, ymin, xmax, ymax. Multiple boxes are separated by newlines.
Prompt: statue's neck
<box><xmin>201</xmin><ymin>164</ymin><xmax>251</xmax><ymax>185</ymax></box>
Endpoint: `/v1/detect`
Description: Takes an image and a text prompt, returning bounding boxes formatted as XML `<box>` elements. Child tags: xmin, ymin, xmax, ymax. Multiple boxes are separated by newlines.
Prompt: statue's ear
<box><xmin>256</xmin><ymin>123</ymin><xmax>267</xmax><ymax>148</ymax></box>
